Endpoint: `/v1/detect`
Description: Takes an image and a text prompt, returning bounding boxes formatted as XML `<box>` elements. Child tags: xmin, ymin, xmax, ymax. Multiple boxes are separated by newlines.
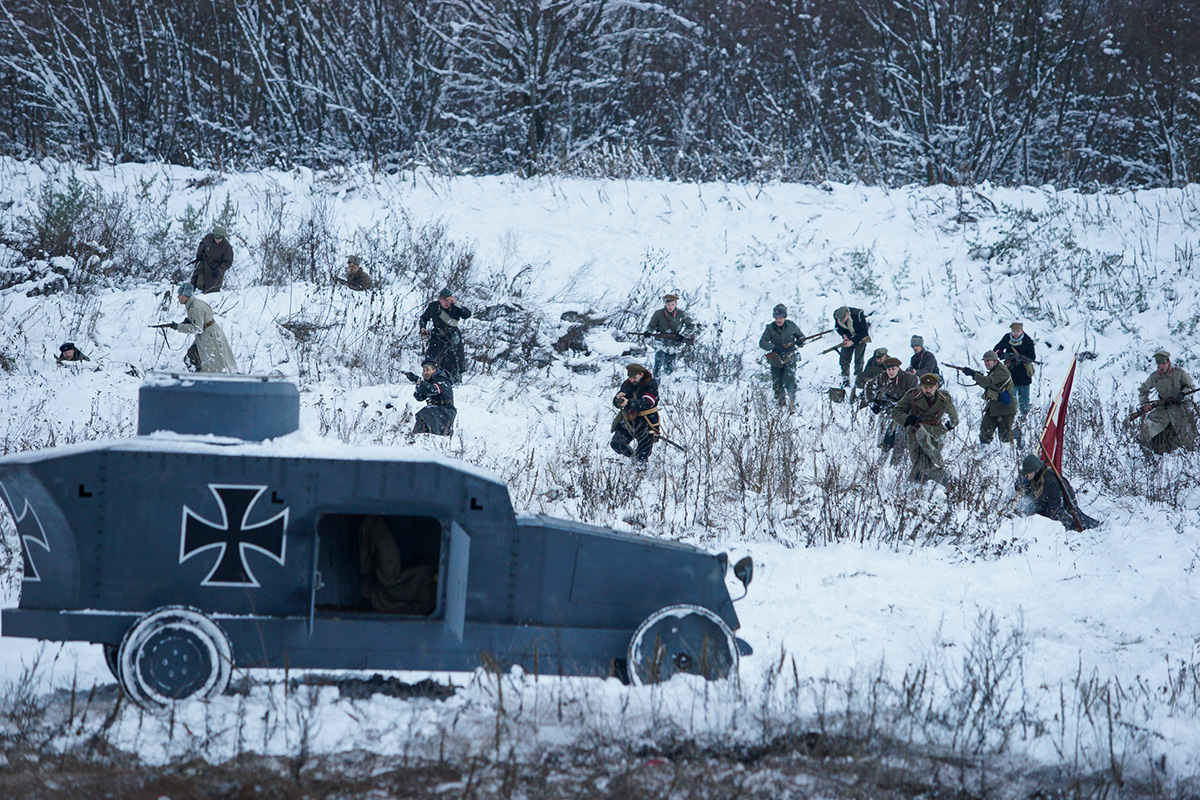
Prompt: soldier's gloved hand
<box><xmin>870</xmin><ymin>400</ymin><xmax>884</xmax><ymax>414</ymax></box>
<box><xmin>904</xmin><ymin>414</ymin><xmax>920</xmax><ymax>428</ymax></box>
<box><xmin>402</xmin><ymin>370</ymin><xmax>420</xmax><ymax>383</ymax></box>
<box><xmin>946</xmin><ymin>420</ymin><xmax>956</xmax><ymax>431</ymax></box>
<box><xmin>963</xmin><ymin>367</ymin><xmax>977</xmax><ymax>378</ymax></box>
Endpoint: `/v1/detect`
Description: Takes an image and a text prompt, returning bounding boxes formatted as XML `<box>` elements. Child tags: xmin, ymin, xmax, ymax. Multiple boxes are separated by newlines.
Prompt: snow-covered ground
<box><xmin>2</xmin><ymin>158</ymin><xmax>1200</xmax><ymax>781</ymax></box>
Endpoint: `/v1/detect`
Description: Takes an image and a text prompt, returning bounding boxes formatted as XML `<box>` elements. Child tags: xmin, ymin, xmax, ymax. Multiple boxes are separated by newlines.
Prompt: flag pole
<box><xmin>1036</xmin><ymin>354</ymin><xmax>1084</xmax><ymax>532</ymax></box>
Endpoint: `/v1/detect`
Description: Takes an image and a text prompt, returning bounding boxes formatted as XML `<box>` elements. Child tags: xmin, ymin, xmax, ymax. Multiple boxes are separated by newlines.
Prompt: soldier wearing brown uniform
<box><xmin>892</xmin><ymin>372</ymin><xmax>958</xmax><ymax>483</ymax></box>
<box><xmin>1137</xmin><ymin>350</ymin><xmax>1197</xmax><ymax>453</ymax></box>
<box><xmin>858</xmin><ymin>347</ymin><xmax>889</xmax><ymax>389</ymax></box>
<box><xmin>337</xmin><ymin>255</ymin><xmax>373</xmax><ymax>291</ymax></box>
<box><xmin>191</xmin><ymin>225</ymin><xmax>233</xmax><ymax>293</ymax></box>
<box><xmin>645</xmin><ymin>293</ymin><xmax>694</xmax><ymax>376</ymax></box>
<box><xmin>864</xmin><ymin>356</ymin><xmax>919</xmax><ymax>460</ymax></box>
<box><xmin>961</xmin><ymin>350</ymin><xmax>1017</xmax><ymax>444</ymax></box>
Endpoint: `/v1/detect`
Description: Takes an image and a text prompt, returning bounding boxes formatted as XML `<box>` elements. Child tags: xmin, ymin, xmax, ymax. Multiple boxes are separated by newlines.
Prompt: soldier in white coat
<box><xmin>170</xmin><ymin>283</ymin><xmax>238</xmax><ymax>373</ymax></box>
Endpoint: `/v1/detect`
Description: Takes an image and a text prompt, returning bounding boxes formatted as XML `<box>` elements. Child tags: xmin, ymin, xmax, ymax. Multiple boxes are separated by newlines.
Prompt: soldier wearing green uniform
<box><xmin>892</xmin><ymin>372</ymin><xmax>958</xmax><ymax>483</ymax></box>
<box><xmin>645</xmin><ymin>293</ymin><xmax>694</xmax><ymax>376</ymax></box>
<box><xmin>759</xmin><ymin>304</ymin><xmax>805</xmax><ymax>408</ymax></box>
<box><xmin>961</xmin><ymin>350</ymin><xmax>1016</xmax><ymax>444</ymax></box>
<box><xmin>1137</xmin><ymin>350</ymin><xmax>1197</xmax><ymax>453</ymax></box>
<box><xmin>858</xmin><ymin>347</ymin><xmax>889</xmax><ymax>389</ymax></box>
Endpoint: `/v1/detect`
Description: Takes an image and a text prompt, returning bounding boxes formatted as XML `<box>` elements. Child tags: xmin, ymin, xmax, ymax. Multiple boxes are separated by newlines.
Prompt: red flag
<box><xmin>1038</xmin><ymin>354</ymin><xmax>1078</xmax><ymax>474</ymax></box>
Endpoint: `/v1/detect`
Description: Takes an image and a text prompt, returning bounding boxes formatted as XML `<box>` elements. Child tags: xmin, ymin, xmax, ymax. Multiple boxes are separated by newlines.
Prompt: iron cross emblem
<box><xmin>0</xmin><ymin>482</ymin><xmax>50</xmax><ymax>582</ymax></box>
<box><xmin>180</xmin><ymin>484</ymin><xmax>288</xmax><ymax>587</ymax></box>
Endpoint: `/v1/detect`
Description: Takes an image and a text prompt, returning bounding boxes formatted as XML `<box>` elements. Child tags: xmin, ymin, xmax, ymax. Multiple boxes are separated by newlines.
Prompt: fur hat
<box><xmin>911</xmin><ymin>335</ymin><xmax>924</xmax><ymax>347</ymax></box>
<box><xmin>1154</xmin><ymin>350</ymin><xmax>1171</xmax><ymax>364</ymax></box>
<box><xmin>883</xmin><ymin>356</ymin><xmax>902</xmax><ymax>367</ymax></box>
<box><xmin>177</xmin><ymin>282</ymin><xmax>196</xmax><ymax>298</ymax></box>
<box><xmin>212</xmin><ymin>225</ymin><xmax>227</xmax><ymax>239</ymax></box>
<box><xmin>1021</xmin><ymin>454</ymin><xmax>1044</xmax><ymax>474</ymax></box>
<box><xmin>626</xmin><ymin>363</ymin><xmax>647</xmax><ymax>377</ymax></box>
<box><xmin>347</xmin><ymin>254</ymin><xmax>361</xmax><ymax>266</ymax></box>
<box><xmin>664</xmin><ymin>293</ymin><xmax>679</xmax><ymax>302</ymax></box>
<box><xmin>983</xmin><ymin>350</ymin><xmax>999</xmax><ymax>361</ymax></box>
<box><xmin>1010</xmin><ymin>322</ymin><xmax>1024</xmax><ymax>332</ymax></box>
<box><xmin>919</xmin><ymin>373</ymin><xmax>939</xmax><ymax>386</ymax></box>
<box><xmin>59</xmin><ymin>342</ymin><xmax>76</xmax><ymax>354</ymax></box>
<box><xmin>772</xmin><ymin>304</ymin><xmax>787</xmax><ymax>318</ymax></box>
<box><xmin>873</xmin><ymin>347</ymin><xmax>888</xmax><ymax>358</ymax></box>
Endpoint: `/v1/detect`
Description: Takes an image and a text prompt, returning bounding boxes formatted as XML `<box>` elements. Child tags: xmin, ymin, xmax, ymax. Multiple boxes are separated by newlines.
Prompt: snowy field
<box><xmin>2</xmin><ymin>158</ymin><xmax>1200</xmax><ymax>788</ymax></box>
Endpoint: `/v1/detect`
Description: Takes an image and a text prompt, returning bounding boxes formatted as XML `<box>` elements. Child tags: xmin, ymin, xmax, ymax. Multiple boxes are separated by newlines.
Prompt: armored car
<box><xmin>0</xmin><ymin>373</ymin><xmax>752</xmax><ymax>709</ymax></box>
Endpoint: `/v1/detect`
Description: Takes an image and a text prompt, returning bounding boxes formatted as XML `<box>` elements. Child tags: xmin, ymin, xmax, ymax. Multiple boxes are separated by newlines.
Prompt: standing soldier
<box><xmin>191</xmin><ymin>225</ymin><xmax>233</xmax><ymax>293</ymax></box>
<box><xmin>404</xmin><ymin>357</ymin><xmax>457</xmax><ymax>436</ymax></box>
<box><xmin>864</xmin><ymin>356</ymin><xmax>918</xmax><ymax>460</ymax></box>
<box><xmin>960</xmin><ymin>351</ymin><xmax>1016</xmax><ymax>445</ymax></box>
<box><xmin>759</xmin><ymin>304</ymin><xmax>806</xmax><ymax>408</ymax></box>
<box><xmin>644</xmin><ymin>293</ymin><xmax>694</xmax><ymax>377</ymax></box>
<box><xmin>419</xmin><ymin>288</ymin><xmax>471</xmax><ymax>383</ymax></box>
<box><xmin>994</xmin><ymin>322</ymin><xmax>1036</xmax><ymax>416</ymax></box>
<box><xmin>833</xmin><ymin>306</ymin><xmax>871</xmax><ymax>389</ymax></box>
<box><xmin>1136</xmin><ymin>350</ymin><xmax>1197</xmax><ymax>453</ymax></box>
<box><xmin>892</xmin><ymin>373</ymin><xmax>958</xmax><ymax>483</ymax></box>
<box><xmin>611</xmin><ymin>364</ymin><xmax>661</xmax><ymax>464</ymax></box>
<box><xmin>908</xmin><ymin>335</ymin><xmax>940</xmax><ymax>380</ymax></box>
<box><xmin>167</xmin><ymin>283</ymin><xmax>238</xmax><ymax>373</ymax></box>
<box><xmin>858</xmin><ymin>347</ymin><xmax>890</xmax><ymax>388</ymax></box>
<box><xmin>336</xmin><ymin>255</ymin><xmax>373</xmax><ymax>291</ymax></box>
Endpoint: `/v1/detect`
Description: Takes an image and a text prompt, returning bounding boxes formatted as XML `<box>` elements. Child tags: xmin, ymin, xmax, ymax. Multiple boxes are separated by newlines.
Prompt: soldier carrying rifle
<box><xmin>403</xmin><ymin>357</ymin><xmax>457</xmax><ymax>436</ymax></box>
<box><xmin>1134</xmin><ymin>350</ymin><xmax>1197</xmax><ymax>454</ymax></box>
<box><xmin>759</xmin><ymin>304</ymin><xmax>806</xmax><ymax>409</ymax></box>
<box><xmin>946</xmin><ymin>351</ymin><xmax>1016</xmax><ymax>446</ymax></box>
<box><xmin>863</xmin><ymin>356</ymin><xmax>918</xmax><ymax>461</ymax></box>
<box><xmin>993</xmin><ymin>322</ymin><xmax>1036</xmax><ymax>416</ymax></box>
<box><xmin>644</xmin><ymin>293</ymin><xmax>695</xmax><ymax>377</ymax></box>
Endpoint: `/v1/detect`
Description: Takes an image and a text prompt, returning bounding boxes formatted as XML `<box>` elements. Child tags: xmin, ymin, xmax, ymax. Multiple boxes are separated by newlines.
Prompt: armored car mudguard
<box><xmin>0</xmin><ymin>373</ymin><xmax>752</xmax><ymax>709</ymax></box>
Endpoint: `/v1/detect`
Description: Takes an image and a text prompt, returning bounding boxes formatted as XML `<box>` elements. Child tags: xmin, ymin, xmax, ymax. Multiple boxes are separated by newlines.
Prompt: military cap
<box><xmin>212</xmin><ymin>225</ymin><xmax>227</xmax><ymax>238</ymax></box>
<box><xmin>347</xmin><ymin>254</ymin><xmax>361</xmax><ymax>266</ymax></box>
<box><xmin>626</xmin><ymin>363</ymin><xmax>647</xmax><ymax>376</ymax></box>
<box><xmin>772</xmin><ymin>304</ymin><xmax>787</xmax><ymax>318</ymax></box>
<box><xmin>421</xmin><ymin>356</ymin><xmax>437</xmax><ymax>367</ymax></box>
<box><xmin>59</xmin><ymin>342</ymin><xmax>76</xmax><ymax>354</ymax></box>
<box><xmin>919</xmin><ymin>373</ymin><xmax>939</xmax><ymax>386</ymax></box>
<box><xmin>883</xmin><ymin>356</ymin><xmax>902</xmax><ymax>367</ymax></box>
<box><xmin>911</xmin><ymin>335</ymin><xmax>924</xmax><ymax>347</ymax></box>
<box><xmin>834</xmin><ymin>306</ymin><xmax>850</xmax><ymax>320</ymax></box>
<box><xmin>1010</xmin><ymin>322</ymin><xmax>1024</xmax><ymax>332</ymax></box>
<box><xmin>1021</xmin><ymin>454</ymin><xmax>1044</xmax><ymax>474</ymax></box>
<box><xmin>873</xmin><ymin>347</ymin><xmax>888</xmax><ymax>358</ymax></box>
<box><xmin>438</xmin><ymin>287</ymin><xmax>453</xmax><ymax>298</ymax></box>
<box><xmin>177</xmin><ymin>282</ymin><xmax>196</xmax><ymax>298</ymax></box>
<box><xmin>663</xmin><ymin>293</ymin><xmax>679</xmax><ymax>302</ymax></box>
<box><xmin>1154</xmin><ymin>350</ymin><xmax>1171</xmax><ymax>363</ymax></box>
<box><xmin>983</xmin><ymin>350</ymin><xmax>999</xmax><ymax>361</ymax></box>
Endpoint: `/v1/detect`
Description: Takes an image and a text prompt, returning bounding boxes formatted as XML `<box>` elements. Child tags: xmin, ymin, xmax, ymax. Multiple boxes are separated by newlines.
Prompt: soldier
<box><xmin>858</xmin><ymin>347</ymin><xmax>889</xmax><ymax>388</ymax></box>
<box><xmin>644</xmin><ymin>293</ymin><xmax>694</xmax><ymax>376</ymax></box>
<box><xmin>55</xmin><ymin>342</ymin><xmax>90</xmax><ymax>364</ymax></box>
<box><xmin>1137</xmin><ymin>350</ymin><xmax>1197</xmax><ymax>453</ymax></box>
<box><xmin>404</xmin><ymin>357</ymin><xmax>456</xmax><ymax>436</ymax></box>
<box><xmin>611</xmin><ymin>363</ymin><xmax>661</xmax><ymax>463</ymax></box>
<box><xmin>1016</xmin><ymin>454</ymin><xmax>1100</xmax><ymax>530</ymax></box>
<box><xmin>864</xmin><ymin>356</ymin><xmax>918</xmax><ymax>460</ymax></box>
<box><xmin>336</xmin><ymin>255</ymin><xmax>373</xmax><ymax>291</ymax></box>
<box><xmin>190</xmin><ymin>225</ymin><xmax>233</xmax><ymax>293</ymax></box>
<box><xmin>891</xmin><ymin>372</ymin><xmax>958</xmax><ymax>483</ymax></box>
<box><xmin>419</xmin><ymin>288</ymin><xmax>471</xmax><ymax>383</ymax></box>
<box><xmin>168</xmin><ymin>283</ymin><xmax>238</xmax><ymax>373</ymax></box>
<box><xmin>833</xmin><ymin>306</ymin><xmax>871</xmax><ymax>388</ymax></box>
<box><xmin>908</xmin><ymin>335</ymin><xmax>940</xmax><ymax>379</ymax></box>
<box><xmin>960</xmin><ymin>350</ymin><xmax>1016</xmax><ymax>445</ymax></box>
<box><xmin>994</xmin><ymin>322</ymin><xmax>1036</xmax><ymax>416</ymax></box>
<box><xmin>759</xmin><ymin>304</ymin><xmax>806</xmax><ymax>408</ymax></box>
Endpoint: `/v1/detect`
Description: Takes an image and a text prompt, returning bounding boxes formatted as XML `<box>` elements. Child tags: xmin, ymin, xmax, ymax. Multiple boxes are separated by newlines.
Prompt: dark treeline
<box><xmin>0</xmin><ymin>0</ymin><xmax>1196</xmax><ymax>186</ymax></box>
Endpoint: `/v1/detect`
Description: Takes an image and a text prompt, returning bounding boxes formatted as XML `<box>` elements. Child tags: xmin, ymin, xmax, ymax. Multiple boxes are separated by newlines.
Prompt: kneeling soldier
<box><xmin>405</xmin><ymin>357</ymin><xmax>457</xmax><ymax>436</ymax></box>
<box><xmin>1016</xmin><ymin>454</ymin><xmax>1100</xmax><ymax>530</ymax></box>
<box><xmin>892</xmin><ymin>372</ymin><xmax>958</xmax><ymax>483</ymax></box>
<box><xmin>611</xmin><ymin>363</ymin><xmax>661</xmax><ymax>463</ymax></box>
<box><xmin>961</xmin><ymin>350</ymin><xmax>1016</xmax><ymax>444</ymax></box>
<box><xmin>864</xmin><ymin>356</ymin><xmax>918</xmax><ymax>459</ymax></box>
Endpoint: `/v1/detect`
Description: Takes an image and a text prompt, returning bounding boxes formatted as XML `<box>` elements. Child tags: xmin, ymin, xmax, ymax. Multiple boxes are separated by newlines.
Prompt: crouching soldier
<box><xmin>892</xmin><ymin>373</ymin><xmax>958</xmax><ymax>483</ymax></box>
<box><xmin>1136</xmin><ymin>350</ymin><xmax>1197</xmax><ymax>454</ymax></box>
<box><xmin>56</xmin><ymin>341</ymin><xmax>90</xmax><ymax>365</ymax></box>
<box><xmin>169</xmin><ymin>283</ymin><xmax>238</xmax><ymax>373</ymax></box>
<box><xmin>405</xmin><ymin>358</ymin><xmax>456</xmax><ymax>436</ymax></box>
<box><xmin>864</xmin><ymin>356</ymin><xmax>918</xmax><ymax>460</ymax></box>
<box><xmin>611</xmin><ymin>363</ymin><xmax>661</xmax><ymax>463</ymax></box>
<box><xmin>1016</xmin><ymin>455</ymin><xmax>1100</xmax><ymax>530</ymax></box>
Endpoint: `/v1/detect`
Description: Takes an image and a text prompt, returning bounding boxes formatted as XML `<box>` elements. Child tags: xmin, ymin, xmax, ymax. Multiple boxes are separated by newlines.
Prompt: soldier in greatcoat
<box><xmin>644</xmin><ymin>293</ymin><xmax>694</xmax><ymax>376</ymax></box>
<box><xmin>758</xmin><ymin>304</ymin><xmax>805</xmax><ymax>408</ymax></box>
<box><xmin>419</xmin><ymin>288</ymin><xmax>471</xmax><ymax>383</ymax></box>
<box><xmin>611</xmin><ymin>363</ymin><xmax>661</xmax><ymax>463</ymax></box>
<box><xmin>960</xmin><ymin>350</ymin><xmax>1016</xmax><ymax>444</ymax></box>
<box><xmin>864</xmin><ymin>356</ymin><xmax>918</xmax><ymax>460</ymax></box>
<box><xmin>405</xmin><ymin>357</ymin><xmax>456</xmax><ymax>436</ymax></box>
<box><xmin>169</xmin><ymin>283</ymin><xmax>238</xmax><ymax>373</ymax></box>
<box><xmin>892</xmin><ymin>372</ymin><xmax>958</xmax><ymax>483</ymax></box>
<box><xmin>994</xmin><ymin>322</ymin><xmax>1036</xmax><ymax>416</ymax></box>
<box><xmin>190</xmin><ymin>225</ymin><xmax>233</xmax><ymax>293</ymax></box>
<box><xmin>1137</xmin><ymin>350</ymin><xmax>1197</xmax><ymax>453</ymax></box>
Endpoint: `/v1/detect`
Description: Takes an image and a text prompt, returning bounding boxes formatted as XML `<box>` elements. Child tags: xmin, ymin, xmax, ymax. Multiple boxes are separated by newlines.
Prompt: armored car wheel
<box><xmin>627</xmin><ymin>604</ymin><xmax>739</xmax><ymax>687</ymax></box>
<box><xmin>117</xmin><ymin>606</ymin><xmax>232</xmax><ymax>710</ymax></box>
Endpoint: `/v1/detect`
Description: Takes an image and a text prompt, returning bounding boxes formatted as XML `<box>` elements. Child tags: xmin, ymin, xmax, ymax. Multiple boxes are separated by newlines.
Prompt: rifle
<box><xmin>1128</xmin><ymin>386</ymin><xmax>1200</xmax><ymax>421</ymax></box>
<box><xmin>799</xmin><ymin>328</ymin><xmax>833</xmax><ymax>345</ymax></box>
<box><xmin>653</xmin><ymin>433</ymin><xmax>687</xmax><ymax>452</ymax></box>
<box><xmin>943</xmin><ymin>363</ymin><xmax>977</xmax><ymax>376</ymax></box>
<box><xmin>625</xmin><ymin>331</ymin><xmax>696</xmax><ymax>346</ymax></box>
<box><xmin>148</xmin><ymin>322</ymin><xmax>177</xmax><ymax>329</ymax></box>
<box><xmin>820</xmin><ymin>333</ymin><xmax>871</xmax><ymax>356</ymax></box>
